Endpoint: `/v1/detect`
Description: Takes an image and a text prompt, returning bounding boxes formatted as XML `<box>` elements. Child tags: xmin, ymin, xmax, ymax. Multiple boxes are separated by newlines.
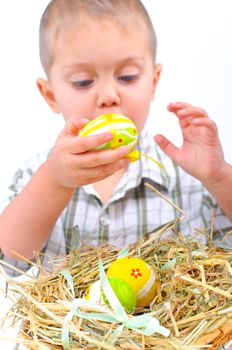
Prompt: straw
<box><xmin>1</xmin><ymin>219</ymin><xmax>231</xmax><ymax>349</ymax></box>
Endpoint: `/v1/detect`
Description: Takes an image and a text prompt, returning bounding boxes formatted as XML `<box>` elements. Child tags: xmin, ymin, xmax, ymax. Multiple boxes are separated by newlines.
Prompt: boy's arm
<box><xmin>155</xmin><ymin>102</ymin><xmax>232</xmax><ymax>220</ymax></box>
<box><xmin>0</xmin><ymin>116</ymin><xmax>129</xmax><ymax>261</ymax></box>
<box><xmin>201</xmin><ymin>162</ymin><xmax>232</xmax><ymax>221</ymax></box>
<box><xmin>0</xmin><ymin>162</ymin><xmax>74</xmax><ymax>260</ymax></box>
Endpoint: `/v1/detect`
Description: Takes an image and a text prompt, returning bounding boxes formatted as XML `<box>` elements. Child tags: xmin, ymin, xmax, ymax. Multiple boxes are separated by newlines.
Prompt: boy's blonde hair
<box><xmin>39</xmin><ymin>0</ymin><xmax>157</xmax><ymax>75</ymax></box>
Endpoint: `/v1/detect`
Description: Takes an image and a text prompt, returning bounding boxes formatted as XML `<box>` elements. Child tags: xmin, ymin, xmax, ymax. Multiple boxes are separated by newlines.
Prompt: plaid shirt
<box><xmin>1</xmin><ymin>129</ymin><xmax>231</xmax><ymax>275</ymax></box>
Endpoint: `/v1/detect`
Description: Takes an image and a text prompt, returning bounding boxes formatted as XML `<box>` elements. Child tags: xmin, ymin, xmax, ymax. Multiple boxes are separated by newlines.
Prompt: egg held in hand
<box><xmin>79</xmin><ymin>113</ymin><xmax>166</xmax><ymax>168</ymax></box>
<box><xmin>107</xmin><ymin>257</ymin><xmax>157</xmax><ymax>307</ymax></box>
<box><xmin>79</xmin><ymin>113</ymin><xmax>139</xmax><ymax>162</ymax></box>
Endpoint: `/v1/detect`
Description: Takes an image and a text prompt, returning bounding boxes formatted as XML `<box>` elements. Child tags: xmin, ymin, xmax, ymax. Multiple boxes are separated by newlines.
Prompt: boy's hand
<box><xmin>45</xmin><ymin>115</ymin><xmax>129</xmax><ymax>189</ymax></box>
<box><xmin>155</xmin><ymin>102</ymin><xmax>227</xmax><ymax>187</ymax></box>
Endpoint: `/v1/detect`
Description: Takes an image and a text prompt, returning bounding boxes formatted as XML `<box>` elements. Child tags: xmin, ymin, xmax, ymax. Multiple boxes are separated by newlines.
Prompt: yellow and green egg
<box><xmin>107</xmin><ymin>257</ymin><xmax>157</xmax><ymax>308</ymax></box>
<box><xmin>84</xmin><ymin>257</ymin><xmax>157</xmax><ymax>313</ymax></box>
<box><xmin>79</xmin><ymin>113</ymin><xmax>140</xmax><ymax>162</ymax></box>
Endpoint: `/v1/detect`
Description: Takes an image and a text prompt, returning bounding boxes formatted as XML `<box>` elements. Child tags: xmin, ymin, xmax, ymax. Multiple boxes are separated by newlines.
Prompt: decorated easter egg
<box><xmin>102</xmin><ymin>276</ymin><xmax>136</xmax><ymax>313</ymax></box>
<box><xmin>83</xmin><ymin>277</ymin><xmax>136</xmax><ymax>313</ymax></box>
<box><xmin>83</xmin><ymin>280</ymin><xmax>103</xmax><ymax>304</ymax></box>
<box><xmin>79</xmin><ymin>113</ymin><xmax>166</xmax><ymax>166</ymax></box>
<box><xmin>107</xmin><ymin>257</ymin><xmax>157</xmax><ymax>307</ymax></box>
<box><xmin>79</xmin><ymin>113</ymin><xmax>138</xmax><ymax>152</ymax></box>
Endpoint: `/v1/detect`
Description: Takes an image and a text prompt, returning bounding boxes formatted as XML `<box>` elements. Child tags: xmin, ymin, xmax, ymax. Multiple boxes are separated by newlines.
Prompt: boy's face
<box><xmin>38</xmin><ymin>15</ymin><xmax>161</xmax><ymax>132</ymax></box>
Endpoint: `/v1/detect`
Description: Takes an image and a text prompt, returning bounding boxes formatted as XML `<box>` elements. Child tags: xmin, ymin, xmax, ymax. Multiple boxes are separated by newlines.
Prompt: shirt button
<box><xmin>100</xmin><ymin>213</ymin><xmax>111</xmax><ymax>226</ymax></box>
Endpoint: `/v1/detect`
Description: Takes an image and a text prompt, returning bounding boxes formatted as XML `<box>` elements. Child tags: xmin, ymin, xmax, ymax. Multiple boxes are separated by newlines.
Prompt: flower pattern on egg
<box><xmin>131</xmin><ymin>268</ymin><xmax>142</xmax><ymax>279</ymax></box>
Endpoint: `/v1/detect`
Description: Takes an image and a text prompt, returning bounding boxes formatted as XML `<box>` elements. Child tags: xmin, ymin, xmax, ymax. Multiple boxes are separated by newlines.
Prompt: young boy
<box><xmin>0</xmin><ymin>0</ymin><xmax>232</xmax><ymax>275</ymax></box>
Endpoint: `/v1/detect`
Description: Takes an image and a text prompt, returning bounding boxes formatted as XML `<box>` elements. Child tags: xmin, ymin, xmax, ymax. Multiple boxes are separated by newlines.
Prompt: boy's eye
<box><xmin>118</xmin><ymin>74</ymin><xmax>139</xmax><ymax>83</ymax></box>
<box><xmin>72</xmin><ymin>79</ymin><xmax>94</xmax><ymax>88</ymax></box>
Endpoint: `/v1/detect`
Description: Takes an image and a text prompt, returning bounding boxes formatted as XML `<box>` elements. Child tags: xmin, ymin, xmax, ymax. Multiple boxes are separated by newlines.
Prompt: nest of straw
<box><xmin>1</xmin><ymin>217</ymin><xmax>232</xmax><ymax>350</ymax></box>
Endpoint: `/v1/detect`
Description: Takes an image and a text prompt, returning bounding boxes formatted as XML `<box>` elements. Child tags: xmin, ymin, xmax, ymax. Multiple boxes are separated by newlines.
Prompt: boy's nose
<box><xmin>97</xmin><ymin>84</ymin><xmax>120</xmax><ymax>108</ymax></box>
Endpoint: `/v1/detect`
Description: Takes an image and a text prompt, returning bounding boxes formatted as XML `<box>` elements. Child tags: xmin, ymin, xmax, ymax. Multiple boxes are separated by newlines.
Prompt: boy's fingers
<box><xmin>167</xmin><ymin>102</ymin><xmax>193</xmax><ymax>112</ymax></box>
<box><xmin>177</xmin><ymin>107</ymin><xmax>208</xmax><ymax>119</ymax></box>
<box><xmin>61</xmin><ymin>116</ymin><xmax>90</xmax><ymax>136</ymax></box>
<box><xmin>168</xmin><ymin>103</ymin><xmax>208</xmax><ymax>119</ymax></box>
<box><xmin>74</xmin><ymin>132</ymin><xmax>113</xmax><ymax>154</ymax></box>
<box><xmin>192</xmin><ymin>117</ymin><xmax>216</xmax><ymax>128</ymax></box>
<box><xmin>192</xmin><ymin>117</ymin><xmax>218</xmax><ymax>137</ymax></box>
<box><xmin>83</xmin><ymin>158</ymin><xmax>128</xmax><ymax>181</ymax></box>
<box><xmin>176</xmin><ymin>109</ymin><xmax>210</xmax><ymax>129</ymax></box>
<box><xmin>154</xmin><ymin>134</ymin><xmax>178</xmax><ymax>162</ymax></box>
<box><xmin>72</xmin><ymin>145</ymin><xmax>129</xmax><ymax>166</ymax></box>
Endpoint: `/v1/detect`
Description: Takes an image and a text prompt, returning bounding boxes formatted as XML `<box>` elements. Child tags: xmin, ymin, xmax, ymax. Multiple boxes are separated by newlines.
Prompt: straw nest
<box><xmin>1</xmin><ymin>217</ymin><xmax>232</xmax><ymax>350</ymax></box>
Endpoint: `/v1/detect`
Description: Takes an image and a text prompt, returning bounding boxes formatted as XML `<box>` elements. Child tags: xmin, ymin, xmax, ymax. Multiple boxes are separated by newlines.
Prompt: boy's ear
<box><xmin>36</xmin><ymin>78</ymin><xmax>60</xmax><ymax>113</ymax></box>
<box><xmin>151</xmin><ymin>63</ymin><xmax>162</xmax><ymax>98</ymax></box>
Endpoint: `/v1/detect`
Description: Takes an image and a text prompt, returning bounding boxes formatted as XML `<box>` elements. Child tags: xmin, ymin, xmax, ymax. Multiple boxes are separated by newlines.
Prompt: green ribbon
<box><xmin>161</xmin><ymin>257</ymin><xmax>177</xmax><ymax>270</ymax></box>
<box><xmin>117</xmin><ymin>247</ymin><xmax>129</xmax><ymax>259</ymax></box>
<box><xmin>61</xmin><ymin>260</ymin><xmax>170</xmax><ymax>349</ymax></box>
<box><xmin>60</xmin><ymin>269</ymin><xmax>75</xmax><ymax>298</ymax></box>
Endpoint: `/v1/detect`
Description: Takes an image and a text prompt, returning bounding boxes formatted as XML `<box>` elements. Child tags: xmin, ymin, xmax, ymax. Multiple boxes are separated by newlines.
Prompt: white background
<box><xmin>0</xmin><ymin>0</ymin><xmax>232</xmax><ymax>199</ymax></box>
<box><xmin>0</xmin><ymin>1</ymin><xmax>232</xmax><ymax>349</ymax></box>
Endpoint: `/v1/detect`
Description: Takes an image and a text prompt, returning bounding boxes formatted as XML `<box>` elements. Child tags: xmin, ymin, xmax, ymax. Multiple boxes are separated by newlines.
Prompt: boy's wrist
<box><xmin>40</xmin><ymin>161</ymin><xmax>76</xmax><ymax>196</ymax></box>
<box><xmin>202</xmin><ymin>162</ymin><xmax>232</xmax><ymax>193</ymax></box>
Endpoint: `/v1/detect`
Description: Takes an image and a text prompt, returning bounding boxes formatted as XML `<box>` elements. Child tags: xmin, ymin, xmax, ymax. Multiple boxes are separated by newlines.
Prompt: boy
<box><xmin>0</xmin><ymin>0</ymin><xmax>232</xmax><ymax>275</ymax></box>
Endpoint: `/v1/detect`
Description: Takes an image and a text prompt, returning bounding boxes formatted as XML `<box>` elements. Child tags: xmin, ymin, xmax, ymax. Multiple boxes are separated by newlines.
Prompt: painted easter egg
<box><xmin>83</xmin><ymin>277</ymin><xmax>136</xmax><ymax>313</ymax></box>
<box><xmin>107</xmin><ymin>257</ymin><xmax>157</xmax><ymax>307</ymax></box>
<box><xmin>102</xmin><ymin>276</ymin><xmax>136</xmax><ymax>314</ymax></box>
<box><xmin>83</xmin><ymin>280</ymin><xmax>103</xmax><ymax>304</ymax></box>
<box><xmin>79</xmin><ymin>113</ymin><xmax>138</xmax><ymax>152</ymax></box>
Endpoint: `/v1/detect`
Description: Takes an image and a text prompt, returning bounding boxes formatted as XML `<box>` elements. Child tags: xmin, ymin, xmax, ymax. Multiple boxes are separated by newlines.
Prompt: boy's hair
<box><xmin>39</xmin><ymin>0</ymin><xmax>157</xmax><ymax>75</ymax></box>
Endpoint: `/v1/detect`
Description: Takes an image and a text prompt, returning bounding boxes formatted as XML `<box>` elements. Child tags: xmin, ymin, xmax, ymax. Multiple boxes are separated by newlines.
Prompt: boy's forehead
<box><xmin>41</xmin><ymin>6</ymin><xmax>156</xmax><ymax>74</ymax></box>
<box><xmin>52</xmin><ymin>15</ymin><xmax>152</xmax><ymax>65</ymax></box>
<box><xmin>50</xmin><ymin>11</ymin><xmax>148</xmax><ymax>34</ymax></box>
<box><xmin>50</xmin><ymin>13</ymin><xmax>151</xmax><ymax>52</ymax></box>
